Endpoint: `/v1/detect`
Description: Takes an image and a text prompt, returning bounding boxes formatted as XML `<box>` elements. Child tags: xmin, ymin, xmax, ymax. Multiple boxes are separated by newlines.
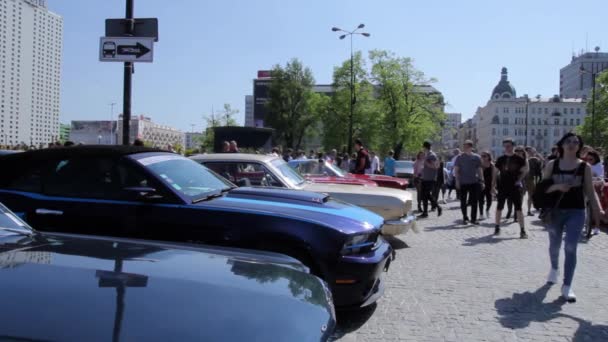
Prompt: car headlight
<box><xmin>341</xmin><ymin>233</ymin><xmax>377</xmax><ymax>255</ymax></box>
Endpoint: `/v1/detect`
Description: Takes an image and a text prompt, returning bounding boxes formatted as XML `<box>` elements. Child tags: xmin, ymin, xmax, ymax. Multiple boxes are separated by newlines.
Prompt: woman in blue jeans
<box><xmin>542</xmin><ymin>132</ymin><xmax>604</xmax><ymax>302</ymax></box>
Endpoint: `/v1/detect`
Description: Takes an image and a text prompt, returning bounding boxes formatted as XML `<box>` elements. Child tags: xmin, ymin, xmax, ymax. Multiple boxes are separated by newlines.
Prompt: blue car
<box><xmin>0</xmin><ymin>146</ymin><xmax>393</xmax><ymax>308</ymax></box>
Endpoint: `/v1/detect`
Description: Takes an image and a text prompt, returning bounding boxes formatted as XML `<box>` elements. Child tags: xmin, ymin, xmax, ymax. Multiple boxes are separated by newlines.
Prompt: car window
<box><xmin>44</xmin><ymin>157</ymin><xmax>124</xmax><ymax>199</ymax></box>
<box><xmin>203</xmin><ymin>162</ymin><xmax>282</xmax><ymax>187</ymax></box>
<box><xmin>137</xmin><ymin>155</ymin><xmax>233</xmax><ymax>200</ymax></box>
<box><xmin>3</xmin><ymin>161</ymin><xmax>45</xmax><ymax>193</ymax></box>
<box><xmin>271</xmin><ymin>159</ymin><xmax>306</xmax><ymax>187</ymax></box>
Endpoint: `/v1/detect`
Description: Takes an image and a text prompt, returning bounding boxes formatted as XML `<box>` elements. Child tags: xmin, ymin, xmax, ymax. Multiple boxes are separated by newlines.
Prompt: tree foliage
<box><xmin>266</xmin><ymin>59</ymin><xmax>320</xmax><ymax>149</ymax></box>
<box><xmin>369</xmin><ymin>50</ymin><xmax>445</xmax><ymax>158</ymax></box>
<box><xmin>577</xmin><ymin>70</ymin><xmax>608</xmax><ymax>153</ymax></box>
<box><xmin>200</xmin><ymin>103</ymin><xmax>240</xmax><ymax>150</ymax></box>
<box><xmin>322</xmin><ymin>52</ymin><xmax>380</xmax><ymax>153</ymax></box>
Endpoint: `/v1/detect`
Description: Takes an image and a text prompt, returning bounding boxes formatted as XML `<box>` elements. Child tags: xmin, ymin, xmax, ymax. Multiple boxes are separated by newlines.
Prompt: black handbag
<box><xmin>538</xmin><ymin>192</ymin><xmax>564</xmax><ymax>225</ymax></box>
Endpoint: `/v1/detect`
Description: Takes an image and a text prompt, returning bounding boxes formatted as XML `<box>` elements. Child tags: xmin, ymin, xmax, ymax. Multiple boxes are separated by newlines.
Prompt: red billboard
<box><xmin>257</xmin><ymin>70</ymin><xmax>272</xmax><ymax>79</ymax></box>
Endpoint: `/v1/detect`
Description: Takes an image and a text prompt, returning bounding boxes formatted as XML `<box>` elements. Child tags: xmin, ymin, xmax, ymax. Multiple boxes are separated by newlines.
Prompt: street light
<box><xmin>524</xmin><ymin>94</ymin><xmax>529</xmax><ymax>146</ymax></box>
<box><xmin>579</xmin><ymin>64</ymin><xmax>597</xmax><ymax>147</ymax></box>
<box><xmin>332</xmin><ymin>24</ymin><xmax>371</xmax><ymax>154</ymax></box>
<box><xmin>109</xmin><ymin>102</ymin><xmax>116</xmax><ymax>145</ymax></box>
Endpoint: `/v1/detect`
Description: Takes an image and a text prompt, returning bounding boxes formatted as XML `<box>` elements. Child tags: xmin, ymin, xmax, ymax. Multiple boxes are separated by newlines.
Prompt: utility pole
<box><xmin>122</xmin><ymin>0</ymin><xmax>134</xmax><ymax>145</ymax></box>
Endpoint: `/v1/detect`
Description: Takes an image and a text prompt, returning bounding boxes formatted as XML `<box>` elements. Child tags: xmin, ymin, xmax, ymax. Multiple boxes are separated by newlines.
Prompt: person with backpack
<box><xmin>353</xmin><ymin>139</ymin><xmax>370</xmax><ymax>175</ymax></box>
<box><xmin>538</xmin><ymin>132</ymin><xmax>604</xmax><ymax>302</ymax></box>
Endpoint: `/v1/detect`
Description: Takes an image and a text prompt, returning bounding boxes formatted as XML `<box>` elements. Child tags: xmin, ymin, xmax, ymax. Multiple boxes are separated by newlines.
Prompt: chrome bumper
<box><xmin>382</xmin><ymin>214</ymin><xmax>418</xmax><ymax>235</ymax></box>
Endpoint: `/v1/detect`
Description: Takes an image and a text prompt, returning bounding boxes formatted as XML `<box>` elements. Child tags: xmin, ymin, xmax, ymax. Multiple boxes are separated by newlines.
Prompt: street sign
<box><xmin>99</xmin><ymin>37</ymin><xmax>154</xmax><ymax>63</ymax></box>
<box><xmin>105</xmin><ymin>18</ymin><xmax>159</xmax><ymax>41</ymax></box>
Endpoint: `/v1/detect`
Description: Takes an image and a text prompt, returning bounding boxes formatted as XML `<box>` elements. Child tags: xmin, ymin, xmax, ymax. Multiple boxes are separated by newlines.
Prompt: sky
<box><xmin>49</xmin><ymin>0</ymin><xmax>606</xmax><ymax>132</ymax></box>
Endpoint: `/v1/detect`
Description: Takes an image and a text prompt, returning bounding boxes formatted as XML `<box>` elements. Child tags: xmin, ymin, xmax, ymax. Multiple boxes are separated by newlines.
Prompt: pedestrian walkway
<box><xmin>334</xmin><ymin>194</ymin><xmax>608</xmax><ymax>342</ymax></box>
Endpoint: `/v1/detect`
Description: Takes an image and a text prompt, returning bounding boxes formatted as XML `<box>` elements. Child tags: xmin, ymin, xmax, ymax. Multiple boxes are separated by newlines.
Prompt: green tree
<box><xmin>200</xmin><ymin>103</ymin><xmax>240</xmax><ymax>150</ymax></box>
<box><xmin>577</xmin><ymin>70</ymin><xmax>608</xmax><ymax>152</ymax></box>
<box><xmin>266</xmin><ymin>59</ymin><xmax>321</xmax><ymax>149</ymax></box>
<box><xmin>323</xmin><ymin>51</ymin><xmax>380</xmax><ymax>153</ymax></box>
<box><xmin>369</xmin><ymin>49</ymin><xmax>445</xmax><ymax>158</ymax></box>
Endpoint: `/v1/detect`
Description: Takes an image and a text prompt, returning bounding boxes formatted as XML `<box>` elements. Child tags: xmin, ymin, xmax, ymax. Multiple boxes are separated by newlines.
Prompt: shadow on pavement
<box><xmin>385</xmin><ymin>236</ymin><xmax>409</xmax><ymax>250</ymax></box>
<box><xmin>332</xmin><ymin>303</ymin><xmax>377</xmax><ymax>340</ymax></box>
<box><xmin>495</xmin><ymin>283</ymin><xmax>564</xmax><ymax>329</ymax></box>
<box><xmin>495</xmin><ymin>284</ymin><xmax>608</xmax><ymax>341</ymax></box>
<box><xmin>462</xmin><ymin>234</ymin><xmax>520</xmax><ymax>246</ymax></box>
<box><xmin>424</xmin><ymin>224</ymin><xmax>470</xmax><ymax>231</ymax></box>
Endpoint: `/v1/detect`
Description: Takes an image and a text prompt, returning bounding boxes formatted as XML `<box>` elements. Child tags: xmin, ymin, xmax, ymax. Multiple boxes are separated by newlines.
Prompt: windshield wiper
<box><xmin>192</xmin><ymin>191</ymin><xmax>224</xmax><ymax>204</ymax></box>
<box><xmin>0</xmin><ymin>227</ymin><xmax>34</xmax><ymax>237</ymax></box>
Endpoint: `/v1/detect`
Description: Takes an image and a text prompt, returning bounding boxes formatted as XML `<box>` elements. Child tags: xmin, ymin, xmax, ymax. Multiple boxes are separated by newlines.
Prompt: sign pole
<box><xmin>122</xmin><ymin>0</ymin><xmax>134</xmax><ymax>145</ymax></box>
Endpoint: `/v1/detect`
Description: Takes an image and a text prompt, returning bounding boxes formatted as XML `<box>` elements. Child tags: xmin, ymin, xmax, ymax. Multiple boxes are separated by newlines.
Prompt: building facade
<box><xmin>69</xmin><ymin>120</ymin><xmax>115</xmax><ymax>145</ymax></box>
<box><xmin>244</xmin><ymin>95</ymin><xmax>253</xmax><ymax>127</ymax></box>
<box><xmin>185</xmin><ymin>132</ymin><xmax>203</xmax><ymax>150</ymax></box>
<box><xmin>116</xmin><ymin>115</ymin><xmax>184</xmax><ymax>148</ymax></box>
<box><xmin>475</xmin><ymin>68</ymin><xmax>587</xmax><ymax>157</ymax></box>
<box><xmin>560</xmin><ymin>48</ymin><xmax>608</xmax><ymax>99</ymax></box>
<box><xmin>441</xmin><ymin>113</ymin><xmax>461</xmax><ymax>150</ymax></box>
<box><xmin>1</xmin><ymin>0</ymin><xmax>63</xmax><ymax>146</ymax></box>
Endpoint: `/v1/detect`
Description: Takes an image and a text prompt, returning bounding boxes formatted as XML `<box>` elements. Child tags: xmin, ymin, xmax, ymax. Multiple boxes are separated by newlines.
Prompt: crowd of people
<box><xmin>406</xmin><ymin>133</ymin><xmax>606</xmax><ymax>303</ymax></box>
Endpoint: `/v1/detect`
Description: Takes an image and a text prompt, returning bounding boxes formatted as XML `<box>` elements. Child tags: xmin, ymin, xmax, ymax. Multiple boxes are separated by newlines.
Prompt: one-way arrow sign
<box><xmin>117</xmin><ymin>42</ymin><xmax>151</xmax><ymax>58</ymax></box>
<box><xmin>99</xmin><ymin>37</ymin><xmax>154</xmax><ymax>63</ymax></box>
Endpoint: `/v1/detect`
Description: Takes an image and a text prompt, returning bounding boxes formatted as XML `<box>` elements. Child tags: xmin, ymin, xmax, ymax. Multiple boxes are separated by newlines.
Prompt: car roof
<box><xmin>0</xmin><ymin>145</ymin><xmax>167</xmax><ymax>163</ymax></box>
<box><xmin>190</xmin><ymin>153</ymin><xmax>277</xmax><ymax>163</ymax></box>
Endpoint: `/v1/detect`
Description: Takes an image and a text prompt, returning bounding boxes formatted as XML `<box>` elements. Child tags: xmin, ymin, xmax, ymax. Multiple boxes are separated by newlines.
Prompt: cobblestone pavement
<box><xmin>333</xmin><ymin>193</ymin><xmax>608</xmax><ymax>342</ymax></box>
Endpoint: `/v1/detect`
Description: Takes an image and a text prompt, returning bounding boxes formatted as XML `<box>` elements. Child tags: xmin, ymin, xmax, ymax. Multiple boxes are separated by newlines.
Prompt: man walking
<box><xmin>494</xmin><ymin>138</ymin><xmax>529</xmax><ymax>238</ymax></box>
<box><xmin>354</xmin><ymin>139</ymin><xmax>370</xmax><ymax>175</ymax></box>
<box><xmin>368</xmin><ymin>151</ymin><xmax>381</xmax><ymax>174</ymax></box>
<box><xmin>454</xmin><ymin>140</ymin><xmax>484</xmax><ymax>224</ymax></box>
<box><xmin>418</xmin><ymin>141</ymin><xmax>442</xmax><ymax>218</ymax></box>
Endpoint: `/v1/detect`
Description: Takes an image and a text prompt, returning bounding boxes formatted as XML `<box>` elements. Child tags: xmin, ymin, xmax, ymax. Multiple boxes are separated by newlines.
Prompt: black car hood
<box><xmin>0</xmin><ymin>233</ymin><xmax>335</xmax><ymax>342</ymax></box>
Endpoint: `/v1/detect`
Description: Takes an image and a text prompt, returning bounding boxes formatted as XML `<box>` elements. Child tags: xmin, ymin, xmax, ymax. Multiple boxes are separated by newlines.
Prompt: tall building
<box><xmin>560</xmin><ymin>47</ymin><xmax>608</xmax><ymax>99</ymax></box>
<box><xmin>441</xmin><ymin>113</ymin><xmax>461</xmax><ymax>150</ymax></box>
<box><xmin>69</xmin><ymin>120</ymin><xmax>115</xmax><ymax>145</ymax></box>
<box><xmin>116</xmin><ymin>115</ymin><xmax>184</xmax><ymax>148</ymax></box>
<box><xmin>1</xmin><ymin>0</ymin><xmax>63</xmax><ymax>146</ymax></box>
<box><xmin>244</xmin><ymin>95</ymin><xmax>253</xmax><ymax>127</ymax></box>
<box><xmin>475</xmin><ymin>68</ymin><xmax>587</xmax><ymax>157</ymax></box>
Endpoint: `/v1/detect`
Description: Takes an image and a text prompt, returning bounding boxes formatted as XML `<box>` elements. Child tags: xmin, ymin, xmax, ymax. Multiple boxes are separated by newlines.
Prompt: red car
<box><xmin>289</xmin><ymin>159</ymin><xmax>408</xmax><ymax>189</ymax></box>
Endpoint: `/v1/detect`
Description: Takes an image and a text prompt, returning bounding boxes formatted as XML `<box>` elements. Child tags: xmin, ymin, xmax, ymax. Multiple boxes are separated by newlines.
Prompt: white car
<box><xmin>191</xmin><ymin>154</ymin><xmax>418</xmax><ymax>236</ymax></box>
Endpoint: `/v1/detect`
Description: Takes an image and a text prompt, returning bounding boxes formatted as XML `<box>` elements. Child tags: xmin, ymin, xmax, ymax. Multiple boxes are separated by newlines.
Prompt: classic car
<box><xmin>192</xmin><ymin>154</ymin><xmax>417</xmax><ymax>236</ymax></box>
<box><xmin>0</xmin><ymin>203</ymin><xmax>335</xmax><ymax>341</ymax></box>
<box><xmin>0</xmin><ymin>146</ymin><xmax>392</xmax><ymax>308</ymax></box>
<box><xmin>289</xmin><ymin>159</ymin><xmax>408</xmax><ymax>189</ymax></box>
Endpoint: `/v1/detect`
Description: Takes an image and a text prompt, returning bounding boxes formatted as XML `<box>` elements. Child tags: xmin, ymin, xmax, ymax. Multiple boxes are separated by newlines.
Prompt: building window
<box><xmin>531</xmin><ymin>118</ymin><xmax>536</xmax><ymax>125</ymax></box>
<box><xmin>531</xmin><ymin>129</ymin><xmax>536</xmax><ymax>136</ymax></box>
<box><xmin>544</xmin><ymin>108</ymin><xmax>548</xmax><ymax>114</ymax></box>
<box><xmin>554</xmin><ymin>129</ymin><xmax>560</xmax><ymax>137</ymax></box>
<box><xmin>570</xmin><ymin>119</ymin><xmax>574</xmax><ymax>125</ymax></box>
<box><xmin>576</xmin><ymin>118</ymin><xmax>581</xmax><ymax>125</ymax></box>
<box><xmin>492</xmin><ymin>128</ymin><xmax>496</xmax><ymax>136</ymax></box>
<box><xmin>554</xmin><ymin>118</ymin><xmax>559</xmax><ymax>125</ymax></box>
<box><xmin>544</xmin><ymin>129</ymin><xmax>548</xmax><ymax>137</ymax></box>
<box><xmin>563</xmin><ymin>119</ymin><xmax>567</xmax><ymax>125</ymax></box>
<box><xmin>503</xmin><ymin>107</ymin><xmax>509</xmax><ymax>114</ymax></box>
<box><xmin>503</xmin><ymin>128</ymin><xmax>509</xmax><ymax>136</ymax></box>
<box><xmin>503</xmin><ymin>117</ymin><xmax>509</xmax><ymax>125</ymax></box>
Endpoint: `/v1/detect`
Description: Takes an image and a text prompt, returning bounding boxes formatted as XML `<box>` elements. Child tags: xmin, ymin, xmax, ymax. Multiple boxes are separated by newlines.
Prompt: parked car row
<box><xmin>0</xmin><ymin>146</ymin><xmax>418</xmax><ymax>340</ymax></box>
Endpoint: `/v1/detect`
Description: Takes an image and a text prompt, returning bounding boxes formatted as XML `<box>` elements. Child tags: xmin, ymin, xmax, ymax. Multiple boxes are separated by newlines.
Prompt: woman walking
<box><xmin>413</xmin><ymin>151</ymin><xmax>425</xmax><ymax>212</ymax></box>
<box><xmin>542</xmin><ymin>133</ymin><xmax>604</xmax><ymax>302</ymax></box>
<box><xmin>479</xmin><ymin>151</ymin><xmax>497</xmax><ymax>219</ymax></box>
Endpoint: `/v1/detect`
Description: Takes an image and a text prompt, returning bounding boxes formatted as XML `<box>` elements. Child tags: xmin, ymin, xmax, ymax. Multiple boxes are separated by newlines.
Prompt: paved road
<box><xmin>333</xmin><ymin>193</ymin><xmax>608</xmax><ymax>342</ymax></box>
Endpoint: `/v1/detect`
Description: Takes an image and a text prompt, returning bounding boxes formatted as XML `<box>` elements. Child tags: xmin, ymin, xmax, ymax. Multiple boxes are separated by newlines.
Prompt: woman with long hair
<box><xmin>413</xmin><ymin>151</ymin><xmax>426</xmax><ymax>212</ymax></box>
<box><xmin>542</xmin><ymin>133</ymin><xmax>604</xmax><ymax>302</ymax></box>
<box><xmin>479</xmin><ymin>151</ymin><xmax>497</xmax><ymax>219</ymax></box>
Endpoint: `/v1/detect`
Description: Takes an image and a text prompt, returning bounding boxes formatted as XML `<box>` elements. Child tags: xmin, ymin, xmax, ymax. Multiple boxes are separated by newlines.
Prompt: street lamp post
<box><xmin>524</xmin><ymin>94</ymin><xmax>529</xmax><ymax>146</ymax></box>
<box><xmin>332</xmin><ymin>24</ymin><xmax>370</xmax><ymax>154</ymax></box>
<box><xmin>580</xmin><ymin>64</ymin><xmax>598</xmax><ymax>147</ymax></box>
<box><xmin>109</xmin><ymin>102</ymin><xmax>116</xmax><ymax>145</ymax></box>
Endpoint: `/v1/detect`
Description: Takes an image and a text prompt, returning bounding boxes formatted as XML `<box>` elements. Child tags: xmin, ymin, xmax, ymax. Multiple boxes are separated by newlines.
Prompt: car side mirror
<box><xmin>124</xmin><ymin>186</ymin><xmax>163</xmax><ymax>201</ymax></box>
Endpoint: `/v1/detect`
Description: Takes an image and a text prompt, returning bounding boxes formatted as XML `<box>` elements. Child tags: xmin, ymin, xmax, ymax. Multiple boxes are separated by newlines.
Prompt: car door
<box><xmin>27</xmin><ymin>156</ymin><xmax>135</xmax><ymax>236</ymax></box>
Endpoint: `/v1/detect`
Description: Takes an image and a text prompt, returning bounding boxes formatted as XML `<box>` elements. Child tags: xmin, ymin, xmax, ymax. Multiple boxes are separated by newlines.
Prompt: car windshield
<box><xmin>271</xmin><ymin>158</ymin><xmax>306</xmax><ymax>187</ymax></box>
<box><xmin>395</xmin><ymin>161</ymin><xmax>414</xmax><ymax>169</ymax></box>
<box><xmin>0</xmin><ymin>203</ymin><xmax>33</xmax><ymax>233</ymax></box>
<box><xmin>136</xmin><ymin>154</ymin><xmax>234</xmax><ymax>202</ymax></box>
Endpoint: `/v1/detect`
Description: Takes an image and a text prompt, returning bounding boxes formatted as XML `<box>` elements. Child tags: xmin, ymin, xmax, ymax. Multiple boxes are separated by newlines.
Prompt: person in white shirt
<box><xmin>367</xmin><ymin>151</ymin><xmax>381</xmax><ymax>174</ymax></box>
